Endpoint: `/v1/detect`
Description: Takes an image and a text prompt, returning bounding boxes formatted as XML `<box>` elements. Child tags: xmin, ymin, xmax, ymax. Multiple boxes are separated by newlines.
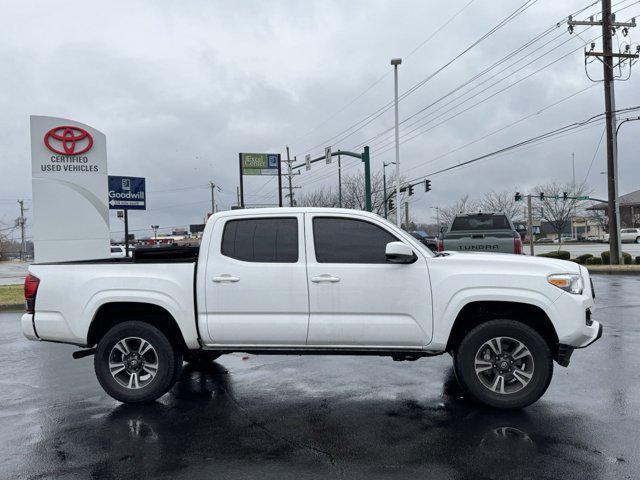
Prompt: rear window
<box><xmin>221</xmin><ymin>217</ymin><xmax>298</xmax><ymax>262</ymax></box>
<box><xmin>450</xmin><ymin>215</ymin><xmax>510</xmax><ymax>231</ymax></box>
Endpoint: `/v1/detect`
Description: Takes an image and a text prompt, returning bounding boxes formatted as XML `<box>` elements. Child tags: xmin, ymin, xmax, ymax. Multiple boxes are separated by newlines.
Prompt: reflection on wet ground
<box><xmin>1</xmin><ymin>275</ymin><xmax>639</xmax><ymax>479</ymax></box>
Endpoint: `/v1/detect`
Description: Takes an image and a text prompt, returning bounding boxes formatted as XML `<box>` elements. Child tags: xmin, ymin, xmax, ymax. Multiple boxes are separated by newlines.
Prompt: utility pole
<box><xmin>208</xmin><ymin>181</ymin><xmax>222</xmax><ymax>214</ymax></box>
<box><xmin>17</xmin><ymin>200</ymin><xmax>26</xmax><ymax>261</ymax></box>
<box><xmin>568</xmin><ymin>2</ymin><xmax>638</xmax><ymax>263</ymax></box>
<box><xmin>391</xmin><ymin>58</ymin><xmax>402</xmax><ymax>227</ymax></box>
<box><xmin>527</xmin><ymin>194</ymin><xmax>534</xmax><ymax>256</ymax></box>
<box><xmin>283</xmin><ymin>147</ymin><xmax>300</xmax><ymax>207</ymax></box>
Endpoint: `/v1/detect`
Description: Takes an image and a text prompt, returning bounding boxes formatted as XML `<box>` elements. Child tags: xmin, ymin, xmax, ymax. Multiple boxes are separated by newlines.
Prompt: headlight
<box><xmin>548</xmin><ymin>274</ymin><xmax>584</xmax><ymax>295</ymax></box>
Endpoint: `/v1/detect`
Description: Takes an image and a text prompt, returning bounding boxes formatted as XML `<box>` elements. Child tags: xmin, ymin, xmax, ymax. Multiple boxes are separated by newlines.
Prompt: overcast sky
<box><xmin>1</xmin><ymin>0</ymin><xmax>639</xmax><ymax>240</ymax></box>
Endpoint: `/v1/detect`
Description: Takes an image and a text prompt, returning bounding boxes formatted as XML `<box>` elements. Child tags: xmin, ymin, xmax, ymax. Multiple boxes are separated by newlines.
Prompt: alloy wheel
<box><xmin>474</xmin><ymin>336</ymin><xmax>534</xmax><ymax>395</ymax></box>
<box><xmin>108</xmin><ymin>337</ymin><xmax>159</xmax><ymax>389</ymax></box>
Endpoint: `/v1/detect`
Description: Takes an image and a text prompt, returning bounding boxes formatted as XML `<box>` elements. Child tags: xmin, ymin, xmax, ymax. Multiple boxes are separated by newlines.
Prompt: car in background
<box><xmin>410</xmin><ymin>230</ymin><xmax>438</xmax><ymax>252</ymax></box>
<box><xmin>620</xmin><ymin>228</ymin><xmax>640</xmax><ymax>243</ymax></box>
<box><xmin>536</xmin><ymin>238</ymin><xmax>554</xmax><ymax>244</ymax></box>
<box><xmin>110</xmin><ymin>245</ymin><xmax>133</xmax><ymax>258</ymax></box>
<box><xmin>438</xmin><ymin>212</ymin><xmax>522</xmax><ymax>254</ymax></box>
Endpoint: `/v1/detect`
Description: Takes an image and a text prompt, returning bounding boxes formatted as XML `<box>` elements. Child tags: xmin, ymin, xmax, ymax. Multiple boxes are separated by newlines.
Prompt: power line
<box><xmin>400</xmin><ymin>106</ymin><xmax>640</xmax><ymax>185</ymax></box>
<box><xmin>294</xmin><ymin>0</ymin><xmax>538</xmax><ymax>158</ymax></box>
<box><xmin>289</xmin><ymin>0</ymin><xmax>477</xmax><ymax>153</ymax></box>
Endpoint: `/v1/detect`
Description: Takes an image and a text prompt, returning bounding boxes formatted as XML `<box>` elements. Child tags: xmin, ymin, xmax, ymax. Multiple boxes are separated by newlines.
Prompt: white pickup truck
<box><xmin>22</xmin><ymin>207</ymin><xmax>601</xmax><ymax>409</ymax></box>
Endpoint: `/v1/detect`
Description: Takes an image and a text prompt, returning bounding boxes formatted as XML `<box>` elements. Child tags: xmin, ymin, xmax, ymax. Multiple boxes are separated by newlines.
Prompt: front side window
<box><xmin>221</xmin><ymin>217</ymin><xmax>298</xmax><ymax>262</ymax></box>
<box><xmin>313</xmin><ymin>217</ymin><xmax>398</xmax><ymax>263</ymax></box>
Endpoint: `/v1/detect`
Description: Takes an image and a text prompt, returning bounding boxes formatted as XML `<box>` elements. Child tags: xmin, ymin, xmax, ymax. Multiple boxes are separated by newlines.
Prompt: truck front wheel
<box><xmin>453</xmin><ymin>320</ymin><xmax>553</xmax><ymax>409</ymax></box>
<box><xmin>94</xmin><ymin>321</ymin><xmax>180</xmax><ymax>404</ymax></box>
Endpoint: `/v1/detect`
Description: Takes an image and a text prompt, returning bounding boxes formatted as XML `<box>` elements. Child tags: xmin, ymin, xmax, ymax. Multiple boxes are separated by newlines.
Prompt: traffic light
<box><xmin>515</xmin><ymin>192</ymin><xmax>522</xmax><ymax>202</ymax></box>
<box><xmin>425</xmin><ymin>179</ymin><xmax>431</xmax><ymax>192</ymax></box>
<box><xmin>563</xmin><ymin>192</ymin><xmax>568</xmax><ymax>200</ymax></box>
<box><xmin>539</xmin><ymin>192</ymin><xmax>545</xmax><ymax>200</ymax></box>
<box><xmin>388</xmin><ymin>198</ymin><xmax>395</xmax><ymax>211</ymax></box>
<box><xmin>408</xmin><ymin>185</ymin><xmax>414</xmax><ymax>196</ymax></box>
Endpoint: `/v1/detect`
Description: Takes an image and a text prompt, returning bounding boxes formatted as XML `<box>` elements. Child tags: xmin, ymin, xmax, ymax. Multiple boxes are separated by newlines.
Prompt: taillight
<box><xmin>514</xmin><ymin>237</ymin><xmax>523</xmax><ymax>255</ymax></box>
<box><xmin>437</xmin><ymin>238</ymin><xmax>444</xmax><ymax>252</ymax></box>
<box><xmin>24</xmin><ymin>274</ymin><xmax>40</xmax><ymax>314</ymax></box>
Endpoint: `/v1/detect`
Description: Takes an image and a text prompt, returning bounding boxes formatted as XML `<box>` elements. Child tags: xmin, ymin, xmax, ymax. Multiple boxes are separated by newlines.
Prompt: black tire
<box><xmin>184</xmin><ymin>350</ymin><xmax>222</xmax><ymax>365</ymax></box>
<box><xmin>94</xmin><ymin>321</ymin><xmax>180</xmax><ymax>404</ymax></box>
<box><xmin>453</xmin><ymin>320</ymin><xmax>553</xmax><ymax>409</ymax></box>
<box><xmin>635</xmin><ymin>237</ymin><xmax>640</xmax><ymax>244</ymax></box>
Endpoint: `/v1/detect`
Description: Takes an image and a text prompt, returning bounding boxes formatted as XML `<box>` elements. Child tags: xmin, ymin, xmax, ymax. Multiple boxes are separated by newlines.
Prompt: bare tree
<box><xmin>0</xmin><ymin>221</ymin><xmax>17</xmax><ymax>261</ymax></box>
<box><xmin>532</xmin><ymin>182</ymin><xmax>591</xmax><ymax>242</ymax></box>
<box><xmin>296</xmin><ymin>186</ymin><xmax>340</xmax><ymax>208</ymax></box>
<box><xmin>297</xmin><ymin>170</ymin><xmax>400</xmax><ymax>217</ymax></box>
<box><xmin>438</xmin><ymin>195</ymin><xmax>480</xmax><ymax>227</ymax></box>
<box><xmin>584</xmin><ymin>203</ymin><xmax>609</xmax><ymax>235</ymax></box>
<box><xmin>480</xmin><ymin>190</ymin><xmax>523</xmax><ymax>221</ymax></box>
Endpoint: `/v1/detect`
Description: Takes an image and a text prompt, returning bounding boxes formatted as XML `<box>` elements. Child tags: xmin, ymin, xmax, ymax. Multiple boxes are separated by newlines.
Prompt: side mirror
<box><xmin>385</xmin><ymin>241</ymin><xmax>416</xmax><ymax>264</ymax></box>
<box><xmin>440</xmin><ymin>226</ymin><xmax>446</xmax><ymax>233</ymax></box>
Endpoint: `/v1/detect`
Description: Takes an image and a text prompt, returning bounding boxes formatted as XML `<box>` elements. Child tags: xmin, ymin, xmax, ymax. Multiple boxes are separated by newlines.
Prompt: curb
<box><xmin>586</xmin><ymin>266</ymin><xmax>640</xmax><ymax>274</ymax></box>
<box><xmin>0</xmin><ymin>304</ymin><xmax>23</xmax><ymax>312</ymax></box>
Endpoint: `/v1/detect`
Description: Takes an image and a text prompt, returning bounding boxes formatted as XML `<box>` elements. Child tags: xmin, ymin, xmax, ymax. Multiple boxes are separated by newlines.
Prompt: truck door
<box><xmin>202</xmin><ymin>213</ymin><xmax>309</xmax><ymax>346</ymax></box>
<box><xmin>305</xmin><ymin>214</ymin><xmax>432</xmax><ymax>347</ymax></box>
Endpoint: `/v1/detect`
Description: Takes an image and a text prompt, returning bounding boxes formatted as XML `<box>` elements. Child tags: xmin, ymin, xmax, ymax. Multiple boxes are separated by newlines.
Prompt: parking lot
<box><xmin>0</xmin><ymin>274</ymin><xmax>638</xmax><ymax>480</ymax></box>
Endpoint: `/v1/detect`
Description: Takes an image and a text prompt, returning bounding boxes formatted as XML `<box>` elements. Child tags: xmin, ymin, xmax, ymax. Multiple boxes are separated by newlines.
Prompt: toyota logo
<box><xmin>44</xmin><ymin>126</ymin><xmax>94</xmax><ymax>155</ymax></box>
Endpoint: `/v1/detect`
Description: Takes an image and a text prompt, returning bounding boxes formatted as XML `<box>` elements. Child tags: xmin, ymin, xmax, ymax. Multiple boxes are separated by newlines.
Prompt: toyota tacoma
<box><xmin>22</xmin><ymin>208</ymin><xmax>601</xmax><ymax>409</ymax></box>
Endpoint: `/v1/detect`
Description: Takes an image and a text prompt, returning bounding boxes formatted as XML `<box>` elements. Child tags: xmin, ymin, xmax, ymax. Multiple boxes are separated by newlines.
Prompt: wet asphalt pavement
<box><xmin>1</xmin><ymin>275</ymin><xmax>639</xmax><ymax>480</ymax></box>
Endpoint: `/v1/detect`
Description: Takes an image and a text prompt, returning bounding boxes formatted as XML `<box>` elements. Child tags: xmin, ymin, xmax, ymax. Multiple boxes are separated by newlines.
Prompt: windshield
<box><xmin>450</xmin><ymin>214</ymin><xmax>510</xmax><ymax>231</ymax></box>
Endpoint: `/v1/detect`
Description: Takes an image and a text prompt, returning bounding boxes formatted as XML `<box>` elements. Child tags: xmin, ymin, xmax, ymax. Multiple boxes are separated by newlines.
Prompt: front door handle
<box><xmin>212</xmin><ymin>274</ymin><xmax>240</xmax><ymax>283</ymax></box>
<box><xmin>311</xmin><ymin>274</ymin><xmax>340</xmax><ymax>283</ymax></box>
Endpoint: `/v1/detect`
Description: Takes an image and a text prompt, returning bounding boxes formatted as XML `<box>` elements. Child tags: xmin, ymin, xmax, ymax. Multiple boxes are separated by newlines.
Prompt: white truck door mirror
<box><xmin>385</xmin><ymin>241</ymin><xmax>417</xmax><ymax>264</ymax></box>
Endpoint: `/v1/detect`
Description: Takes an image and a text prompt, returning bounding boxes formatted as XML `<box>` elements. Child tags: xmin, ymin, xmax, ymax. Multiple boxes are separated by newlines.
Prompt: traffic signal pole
<box><xmin>292</xmin><ymin>147</ymin><xmax>372</xmax><ymax>212</ymax></box>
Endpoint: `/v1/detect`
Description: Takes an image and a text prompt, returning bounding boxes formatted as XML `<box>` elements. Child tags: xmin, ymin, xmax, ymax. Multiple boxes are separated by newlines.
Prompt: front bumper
<box><xmin>556</xmin><ymin>323</ymin><xmax>602</xmax><ymax>367</ymax></box>
<box><xmin>578</xmin><ymin>322</ymin><xmax>603</xmax><ymax>349</ymax></box>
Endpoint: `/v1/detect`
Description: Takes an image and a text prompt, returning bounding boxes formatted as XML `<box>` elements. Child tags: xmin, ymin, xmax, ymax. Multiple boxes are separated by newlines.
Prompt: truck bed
<box><xmin>34</xmin><ymin>245</ymin><xmax>200</xmax><ymax>265</ymax></box>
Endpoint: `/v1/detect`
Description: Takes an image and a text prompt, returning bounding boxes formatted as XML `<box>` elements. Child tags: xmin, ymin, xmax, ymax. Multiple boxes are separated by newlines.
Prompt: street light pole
<box><xmin>614</xmin><ymin>115</ymin><xmax>640</xmax><ymax>234</ymax></box>
<box><xmin>391</xmin><ymin>58</ymin><xmax>402</xmax><ymax>227</ymax></box>
<box><xmin>382</xmin><ymin>161</ymin><xmax>395</xmax><ymax>219</ymax></box>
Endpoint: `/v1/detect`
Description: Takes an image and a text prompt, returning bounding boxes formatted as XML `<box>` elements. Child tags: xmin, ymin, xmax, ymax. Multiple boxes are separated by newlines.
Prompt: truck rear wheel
<box><xmin>453</xmin><ymin>320</ymin><xmax>553</xmax><ymax>409</ymax></box>
<box><xmin>94</xmin><ymin>321</ymin><xmax>180</xmax><ymax>404</ymax></box>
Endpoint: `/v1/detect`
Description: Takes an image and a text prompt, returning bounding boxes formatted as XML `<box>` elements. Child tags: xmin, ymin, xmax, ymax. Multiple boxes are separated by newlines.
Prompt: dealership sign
<box><xmin>240</xmin><ymin>153</ymin><xmax>279</xmax><ymax>175</ymax></box>
<box><xmin>44</xmin><ymin>126</ymin><xmax>94</xmax><ymax>155</ymax></box>
<box><xmin>108</xmin><ymin>176</ymin><xmax>146</xmax><ymax>210</ymax></box>
<box><xmin>30</xmin><ymin>115</ymin><xmax>110</xmax><ymax>262</ymax></box>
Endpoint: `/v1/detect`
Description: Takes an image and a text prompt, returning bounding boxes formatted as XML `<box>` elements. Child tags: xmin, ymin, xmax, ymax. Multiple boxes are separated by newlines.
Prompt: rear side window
<box><xmin>313</xmin><ymin>217</ymin><xmax>397</xmax><ymax>263</ymax></box>
<box><xmin>221</xmin><ymin>218</ymin><xmax>298</xmax><ymax>262</ymax></box>
<box><xmin>451</xmin><ymin>214</ymin><xmax>510</xmax><ymax>231</ymax></box>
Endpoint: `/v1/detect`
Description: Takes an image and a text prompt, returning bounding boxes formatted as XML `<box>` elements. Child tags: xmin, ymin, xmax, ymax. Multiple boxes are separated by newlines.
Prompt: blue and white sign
<box><xmin>108</xmin><ymin>175</ymin><xmax>146</xmax><ymax>210</ymax></box>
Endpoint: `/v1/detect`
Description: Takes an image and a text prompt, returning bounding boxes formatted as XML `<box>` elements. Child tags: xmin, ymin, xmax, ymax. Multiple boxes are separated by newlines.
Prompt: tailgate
<box><xmin>443</xmin><ymin>231</ymin><xmax>516</xmax><ymax>253</ymax></box>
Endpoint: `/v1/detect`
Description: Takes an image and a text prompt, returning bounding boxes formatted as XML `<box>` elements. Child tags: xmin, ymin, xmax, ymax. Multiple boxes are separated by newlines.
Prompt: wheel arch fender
<box><xmin>434</xmin><ymin>288</ymin><xmax>560</xmax><ymax>353</ymax></box>
<box><xmin>84</xmin><ymin>291</ymin><xmax>199</xmax><ymax>350</ymax></box>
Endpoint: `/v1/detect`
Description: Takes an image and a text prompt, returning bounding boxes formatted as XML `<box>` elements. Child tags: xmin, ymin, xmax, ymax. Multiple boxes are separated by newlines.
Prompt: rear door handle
<box><xmin>212</xmin><ymin>274</ymin><xmax>240</xmax><ymax>283</ymax></box>
<box><xmin>311</xmin><ymin>274</ymin><xmax>340</xmax><ymax>283</ymax></box>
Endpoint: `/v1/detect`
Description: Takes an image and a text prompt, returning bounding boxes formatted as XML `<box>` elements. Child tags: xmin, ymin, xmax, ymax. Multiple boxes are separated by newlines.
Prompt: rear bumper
<box><xmin>21</xmin><ymin>313</ymin><xmax>39</xmax><ymax>341</ymax></box>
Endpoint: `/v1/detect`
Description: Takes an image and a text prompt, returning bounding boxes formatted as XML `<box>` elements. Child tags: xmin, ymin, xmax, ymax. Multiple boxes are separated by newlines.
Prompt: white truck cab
<box><xmin>22</xmin><ymin>208</ymin><xmax>601</xmax><ymax>409</ymax></box>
